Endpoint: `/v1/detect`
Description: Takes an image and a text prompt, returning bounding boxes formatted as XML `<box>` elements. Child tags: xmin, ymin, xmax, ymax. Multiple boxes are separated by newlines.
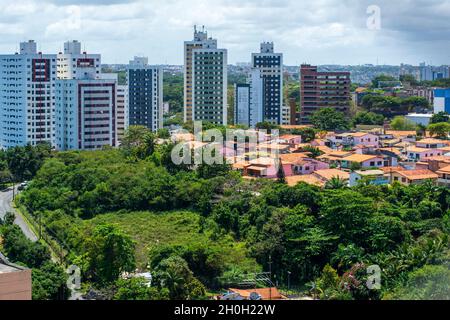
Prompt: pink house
<box><xmin>279</xmin><ymin>134</ymin><xmax>302</xmax><ymax>146</ymax></box>
<box><xmin>293</xmin><ymin>158</ymin><xmax>330</xmax><ymax>175</ymax></box>
<box><xmin>332</xmin><ymin>132</ymin><xmax>380</xmax><ymax>148</ymax></box>
<box><xmin>341</xmin><ymin>154</ymin><xmax>388</xmax><ymax>169</ymax></box>
<box><xmin>244</xmin><ymin>157</ymin><xmax>293</xmax><ymax>178</ymax></box>
<box><xmin>407</xmin><ymin>147</ymin><xmax>443</xmax><ymax>162</ymax></box>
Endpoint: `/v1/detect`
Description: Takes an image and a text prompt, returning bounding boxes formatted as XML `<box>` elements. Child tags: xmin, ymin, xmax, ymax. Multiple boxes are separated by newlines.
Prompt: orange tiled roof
<box><xmin>286</xmin><ymin>175</ymin><xmax>325</xmax><ymax>187</ymax></box>
<box><xmin>228</xmin><ymin>288</ymin><xmax>287</xmax><ymax>300</ymax></box>
<box><xmin>395</xmin><ymin>169</ymin><xmax>439</xmax><ymax>180</ymax></box>
<box><xmin>314</xmin><ymin>169</ymin><xmax>350</xmax><ymax>181</ymax></box>
<box><xmin>341</xmin><ymin>154</ymin><xmax>380</xmax><ymax>163</ymax></box>
<box><xmin>437</xmin><ymin>165</ymin><xmax>450</xmax><ymax>174</ymax></box>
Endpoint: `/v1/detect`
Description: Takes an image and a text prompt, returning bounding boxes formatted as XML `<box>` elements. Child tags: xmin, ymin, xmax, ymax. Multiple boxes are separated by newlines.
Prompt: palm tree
<box><xmin>325</xmin><ymin>176</ymin><xmax>348</xmax><ymax>190</ymax></box>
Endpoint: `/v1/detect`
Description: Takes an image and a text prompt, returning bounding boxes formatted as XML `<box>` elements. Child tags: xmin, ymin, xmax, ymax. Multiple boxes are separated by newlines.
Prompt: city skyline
<box><xmin>0</xmin><ymin>0</ymin><xmax>449</xmax><ymax>66</ymax></box>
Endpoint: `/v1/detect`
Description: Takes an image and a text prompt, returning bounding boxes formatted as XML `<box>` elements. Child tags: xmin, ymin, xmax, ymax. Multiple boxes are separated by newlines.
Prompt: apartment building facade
<box><xmin>0</xmin><ymin>40</ymin><xmax>57</xmax><ymax>149</ymax></box>
<box><xmin>127</xmin><ymin>57</ymin><xmax>163</xmax><ymax>132</ymax></box>
<box><xmin>55</xmin><ymin>76</ymin><xmax>117</xmax><ymax>151</ymax></box>
<box><xmin>252</xmin><ymin>42</ymin><xmax>283</xmax><ymax>124</ymax></box>
<box><xmin>234</xmin><ymin>68</ymin><xmax>264</xmax><ymax>127</ymax></box>
<box><xmin>184</xmin><ymin>26</ymin><xmax>227</xmax><ymax>125</ymax></box>
<box><xmin>299</xmin><ymin>64</ymin><xmax>351</xmax><ymax>124</ymax></box>
<box><xmin>116</xmin><ymin>85</ymin><xmax>128</xmax><ymax>142</ymax></box>
<box><xmin>57</xmin><ymin>40</ymin><xmax>101</xmax><ymax>80</ymax></box>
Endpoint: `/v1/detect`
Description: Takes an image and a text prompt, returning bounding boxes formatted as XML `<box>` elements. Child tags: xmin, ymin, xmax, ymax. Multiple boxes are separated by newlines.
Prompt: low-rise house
<box><xmin>330</xmin><ymin>132</ymin><xmax>380</xmax><ymax>148</ymax></box>
<box><xmin>318</xmin><ymin>151</ymin><xmax>353</xmax><ymax>166</ymax></box>
<box><xmin>349</xmin><ymin>170</ymin><xmax>390</xmax><ymax>187</ymax></box>
<box><xmin>286</xmin><ymin>175</ymin><xmax>325</xmax><ymax>187</ymax></box>
<box><xmin>406</xmin><ymin>146</ymin><xmax>443</xmax><ymax>162</ymax></box>
<box><xmin>257</xmin><ymin>143</ymin><xmax>291</xmax><ymax>155</ymax></box>
<box><xmin>340</xmin><ymin>154</ymin><xmax>387</xmax><ymax>169</ymax></box>
<box><xmin>312</xmin><ymin>169</ymin><xmax>350</xmax><ymax>184</ymax></box>
<box><xmin>391</xmin><ymin>169</ymin><xmax>438</xmax><ymax>185</ymax></box>
<box><xmin>436</xmin><ymin>165</ymin><xmax>450</xmax><ymax>187</ymax></box>
<box><xmin>279</xmin><ymin>134</ymin><xmax>302</xmax><ymax>146</ymax></box>
<box><xmin>243</xmin><ymin>157</ymin><xmax>293</xmax><ymax>178</ymax></box>
<box><xmin>218</xmin><ymin>288</ymin><xmax>287</xmax><ymax>301</ymax></box>
<box><xmin>0</xmin><ymin>253</ymin><xmax>32</xmax><ymax>300</ymax></box>
<box><xmin>416</xmin><ymin>138</ymin><xmax>449</xmax><ymax>149</ymax></box>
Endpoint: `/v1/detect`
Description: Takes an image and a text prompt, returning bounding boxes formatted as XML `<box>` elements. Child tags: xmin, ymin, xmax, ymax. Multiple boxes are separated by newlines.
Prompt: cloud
<box><xmin>0</xmin><ymin>0</ymin><xmax>448</xmax><ymax>65</ymax></box>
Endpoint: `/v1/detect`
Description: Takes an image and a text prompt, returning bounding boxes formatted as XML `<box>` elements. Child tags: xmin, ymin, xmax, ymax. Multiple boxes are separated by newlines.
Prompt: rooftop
<box><xmin>354</xmin><ymin>170</ymin><xmax>385</xmax><ymax>176</ymax></box>
<box><xmin>395</xmin><ymin>169</ymin><xmax>439</xmax><ymax>180</ymax></box>
<box><xmin>314</xmin><ymin>169</ymin><xmax>350</xmax><ymax>181</ymax></box>
<box><xmin>341</xmin><ymin>154</ymin><xmax>380</xmax><ymax>163</ymax></box>
<box><xmin>286</xmin><ymin>175</ymin><xmax>325</xmax><ymax>187</ymax></box>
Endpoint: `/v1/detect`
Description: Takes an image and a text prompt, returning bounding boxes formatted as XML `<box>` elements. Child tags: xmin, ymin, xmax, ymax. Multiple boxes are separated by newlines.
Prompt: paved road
<box><xmin>0</xmin><ymin>186</ymin><xmax>38</xmax><ymax>242</ymax></box>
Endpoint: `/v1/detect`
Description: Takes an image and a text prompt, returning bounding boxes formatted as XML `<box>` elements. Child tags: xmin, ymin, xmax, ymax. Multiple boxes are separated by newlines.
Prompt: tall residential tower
<box><xmin>252</xmin><ymin>42</ymin><xmax>283</xmax><ymax>124</ymax></box>
<box><xmin>0</xmin><ymin>41</ymin><xmax>57</xmax><ymax>148</ymax></box>
<box><xmin>184</xmin><ymin>26</ymin><xmax>227</xmax><ymax>125</ymax></box>
<box><xmin>127</xmin><ymin>57</ymin><xmax>163</xmax><ymax>132</ymax></box>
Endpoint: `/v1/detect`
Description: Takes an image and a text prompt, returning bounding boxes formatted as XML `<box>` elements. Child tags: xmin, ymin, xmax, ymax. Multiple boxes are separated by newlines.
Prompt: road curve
<box><xmin>0</xmin><ymin>186</ymin><xmax>38</xmax><ymax>242</ymax></box>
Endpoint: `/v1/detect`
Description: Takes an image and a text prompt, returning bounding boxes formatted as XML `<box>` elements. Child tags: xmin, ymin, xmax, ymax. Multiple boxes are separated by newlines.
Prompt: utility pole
<box><xmin>268</xmin><ymin>255</ymin><xmax>272</xmax><ymax>301</ymax></box>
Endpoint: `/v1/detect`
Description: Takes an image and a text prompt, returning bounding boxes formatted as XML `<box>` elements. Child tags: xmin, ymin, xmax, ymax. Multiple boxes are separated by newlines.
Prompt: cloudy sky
<box><xmin>0</xmin><ymin>0</ymin><xmax>449</xmax><ymax>65</ymax></box>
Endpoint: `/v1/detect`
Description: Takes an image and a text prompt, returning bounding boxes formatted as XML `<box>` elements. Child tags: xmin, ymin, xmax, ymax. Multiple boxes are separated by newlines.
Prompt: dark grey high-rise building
<box><xmin>127</xmin><ymin>57</ymin><xmax>163</xmax><ymax>132</ymax></box>
<box><xmin>251</xmin><ymin>42</ymin><xmax>283</xmax><ymax>125</ymax></box>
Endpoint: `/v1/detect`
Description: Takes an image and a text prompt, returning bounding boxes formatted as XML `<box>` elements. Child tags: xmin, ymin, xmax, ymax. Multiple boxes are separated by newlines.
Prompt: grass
<box><xmin>85</xmin><ymin>210</ymin><xmax>258</xmax><ymax>272</ymax></box>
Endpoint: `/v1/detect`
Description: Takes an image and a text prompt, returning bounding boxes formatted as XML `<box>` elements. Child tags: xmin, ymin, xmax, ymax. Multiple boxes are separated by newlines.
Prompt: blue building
<box><xmin>434</xmin><ymin>88</ymin><xmax>450</xmax><ymax>114</ymax></box>
<box><xmin>127</xmin><ymin>57</ymin><xmax>163</xmax><ymax>132</ymax></box>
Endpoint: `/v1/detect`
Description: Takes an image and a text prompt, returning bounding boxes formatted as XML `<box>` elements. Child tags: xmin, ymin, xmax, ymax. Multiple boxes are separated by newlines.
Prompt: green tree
<box><xmin>300</xmin><ymin>146</ymin><xmax>324</xmax><ymax>159</ymax></box>
<box><xmin>32</xmin><ymin>262</ymin><xmax>69</xmax><ymax>300</ymax></box>
<box><xmin>390</xmin><ymin>116</ymin><xmax>417</xmax><ymax>131</ymax></box>
<box><xmin>121</xmin><ymin>126</ymin><xmax>156</xmax><ymax>160</ymax></box>
<box><xmin>153</xmin><ymin>256</ymin><xmax>206</xmax><ymax>300</ymax></box>
<box><xmin>82</xmin><ymin>224</ymin><xmax>136</xmax><ymax>284</ymax></box>
<box><xmin>325</xmin><ymin>177</ymin><xmax>348</xmax><ymax>190</ymax></box>
<box><xmin>430</xmin><ymin>112</ymin><xmax>450</xmax><ymax>124</ymax></box>
<box><xmin>114</xmin><ymin>277</ymin><xmax>169</xmax><ymax>300</ymax></box>
<box><xmin>352</xmin><ymin>111</ymin><xmax>384</xmax><ymax>126</ymax></box>
<box><xmin>428</xmin><ymin>122</ymin><xmax>450</xmax><ymax>139</ymax></box>
<box><xmin>310</xmin><ymin>108</ymin><xmax>350</xmax><ymax>131</ymax></box>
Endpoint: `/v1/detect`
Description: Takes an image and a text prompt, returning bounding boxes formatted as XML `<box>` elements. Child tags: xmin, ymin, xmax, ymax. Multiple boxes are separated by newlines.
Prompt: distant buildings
<box><xmin>299</xmin><ymin>64</ymin><xmax>351</xmax><ymax>124</ymax></box>
<box><xmin>0</xmin><ymin>40</ymin><xmax>57</xmax><ymax>149</ymax></box>
<box><xmin>184</xmin><ymin>26</ymin><xmax>227</xmax><ymax>125</ymax></box>
<box><xmin>127</xmin><ymin>57</ymin><xmax>163</xmax><ymax>132</ymax></box>
<box><xmin>252</xmin><ymin>42</ymin><xmax>283</xmax><ymax>124</ymax></box>
<box><xmin>420</xmin><ymin>63</ymin><xmax>450</xmax><ymax>81</ymax></box>
<box><xmin>434</xmin><ymin>88</ymin><xmax>450</xmax><ymax>114</ymax></box>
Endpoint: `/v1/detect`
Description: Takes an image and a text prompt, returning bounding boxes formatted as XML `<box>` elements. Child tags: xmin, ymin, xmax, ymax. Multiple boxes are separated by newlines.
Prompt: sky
<box><xmin>0</xmin><ymin>0</ymin><xmax>449</xmax><ymax>66</ymax></box>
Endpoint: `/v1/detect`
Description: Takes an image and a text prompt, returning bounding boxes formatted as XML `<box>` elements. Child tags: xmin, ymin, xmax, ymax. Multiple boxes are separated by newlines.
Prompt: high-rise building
<box><xmin>299</xmin><ymin>64</ymin><xmax>351</xmax><ymax>124</ymax></box>
<box><xmin>234</xmin><ymin>68</ymin><xmax>263</xmax><ymax>128</ymax></box>
<box><xmin>116</xmin><ymin>85</ymin><xmax>128</xmax><ymax>142</ymax></box>
<box><xmin>434</xmin><ymin>88</ymin><xmax>450</xmax><ymax>114</ymax></box>
<box><xmin>57</xmin><ymin>40</ymin><xmax>101</xmax><ymax>80</ymax></box>
<box><xmin>184</xmin><ymin>26</ymin><xmax>227</xmax><ymax>125</ymax></box>
<box><xmin>0</xmin><ymin>40</ymin><xmax>57</xmax><ymax>149</ymax></box>
<box><xmin>55</xmin><ymin>73</ymin><xmax>117</xmax><ymax>151</ymax></box>
<box><xmin>252</xmin><ymin>42</ymin><xmax>283</xmax><ymax>124</ymax></box>
<box><xmin>127</xmin><ymin>57</ymin><xmax>163</xmax><ymax>132</ymax></box>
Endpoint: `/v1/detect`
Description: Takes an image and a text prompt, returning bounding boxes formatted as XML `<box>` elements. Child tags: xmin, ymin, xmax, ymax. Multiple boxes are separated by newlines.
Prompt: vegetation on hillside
<box><xmin>6</xmin><ymin>126</ymin><xmax>448</xmax><ymax>300</ymax></box>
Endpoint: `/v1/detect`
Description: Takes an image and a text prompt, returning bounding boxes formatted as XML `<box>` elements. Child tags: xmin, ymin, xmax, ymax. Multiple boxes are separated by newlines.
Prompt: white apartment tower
<box><xmin>55</xmin><ymin>43</ymin><xmax>117</xmax><ymax>151</ymax></box>
<box><xmin>252</xmin><ymin>42</ymin><xmax>283</xmax><ymax>124</ymax></box>
<box><xmin>184</xmin><ymin>26</ymin><xmax>228</xmax><ymax>125</ymax></box>
<box><xmin>57</xmin><ymin>40</ymin><xmax>101</xmax><ymax>80</ymax></box>
<box><xmin>0</xmin><ymin>40</ymin><xmax>57</xmax><ymax>148</ymax></box>
<box><xmin>116</xmin><ymin>85</ymin><xmax>129</xmax><ymax>142</ymax></box>
<box><xmin>55</xmin><ymin>74</ymin><xmax>117</xmax><ymax>151</ymax></box>
<box><xmin>235</xmin><ymin>68</ymin><xmax>263</xmax><ymax>128</ymax></box>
